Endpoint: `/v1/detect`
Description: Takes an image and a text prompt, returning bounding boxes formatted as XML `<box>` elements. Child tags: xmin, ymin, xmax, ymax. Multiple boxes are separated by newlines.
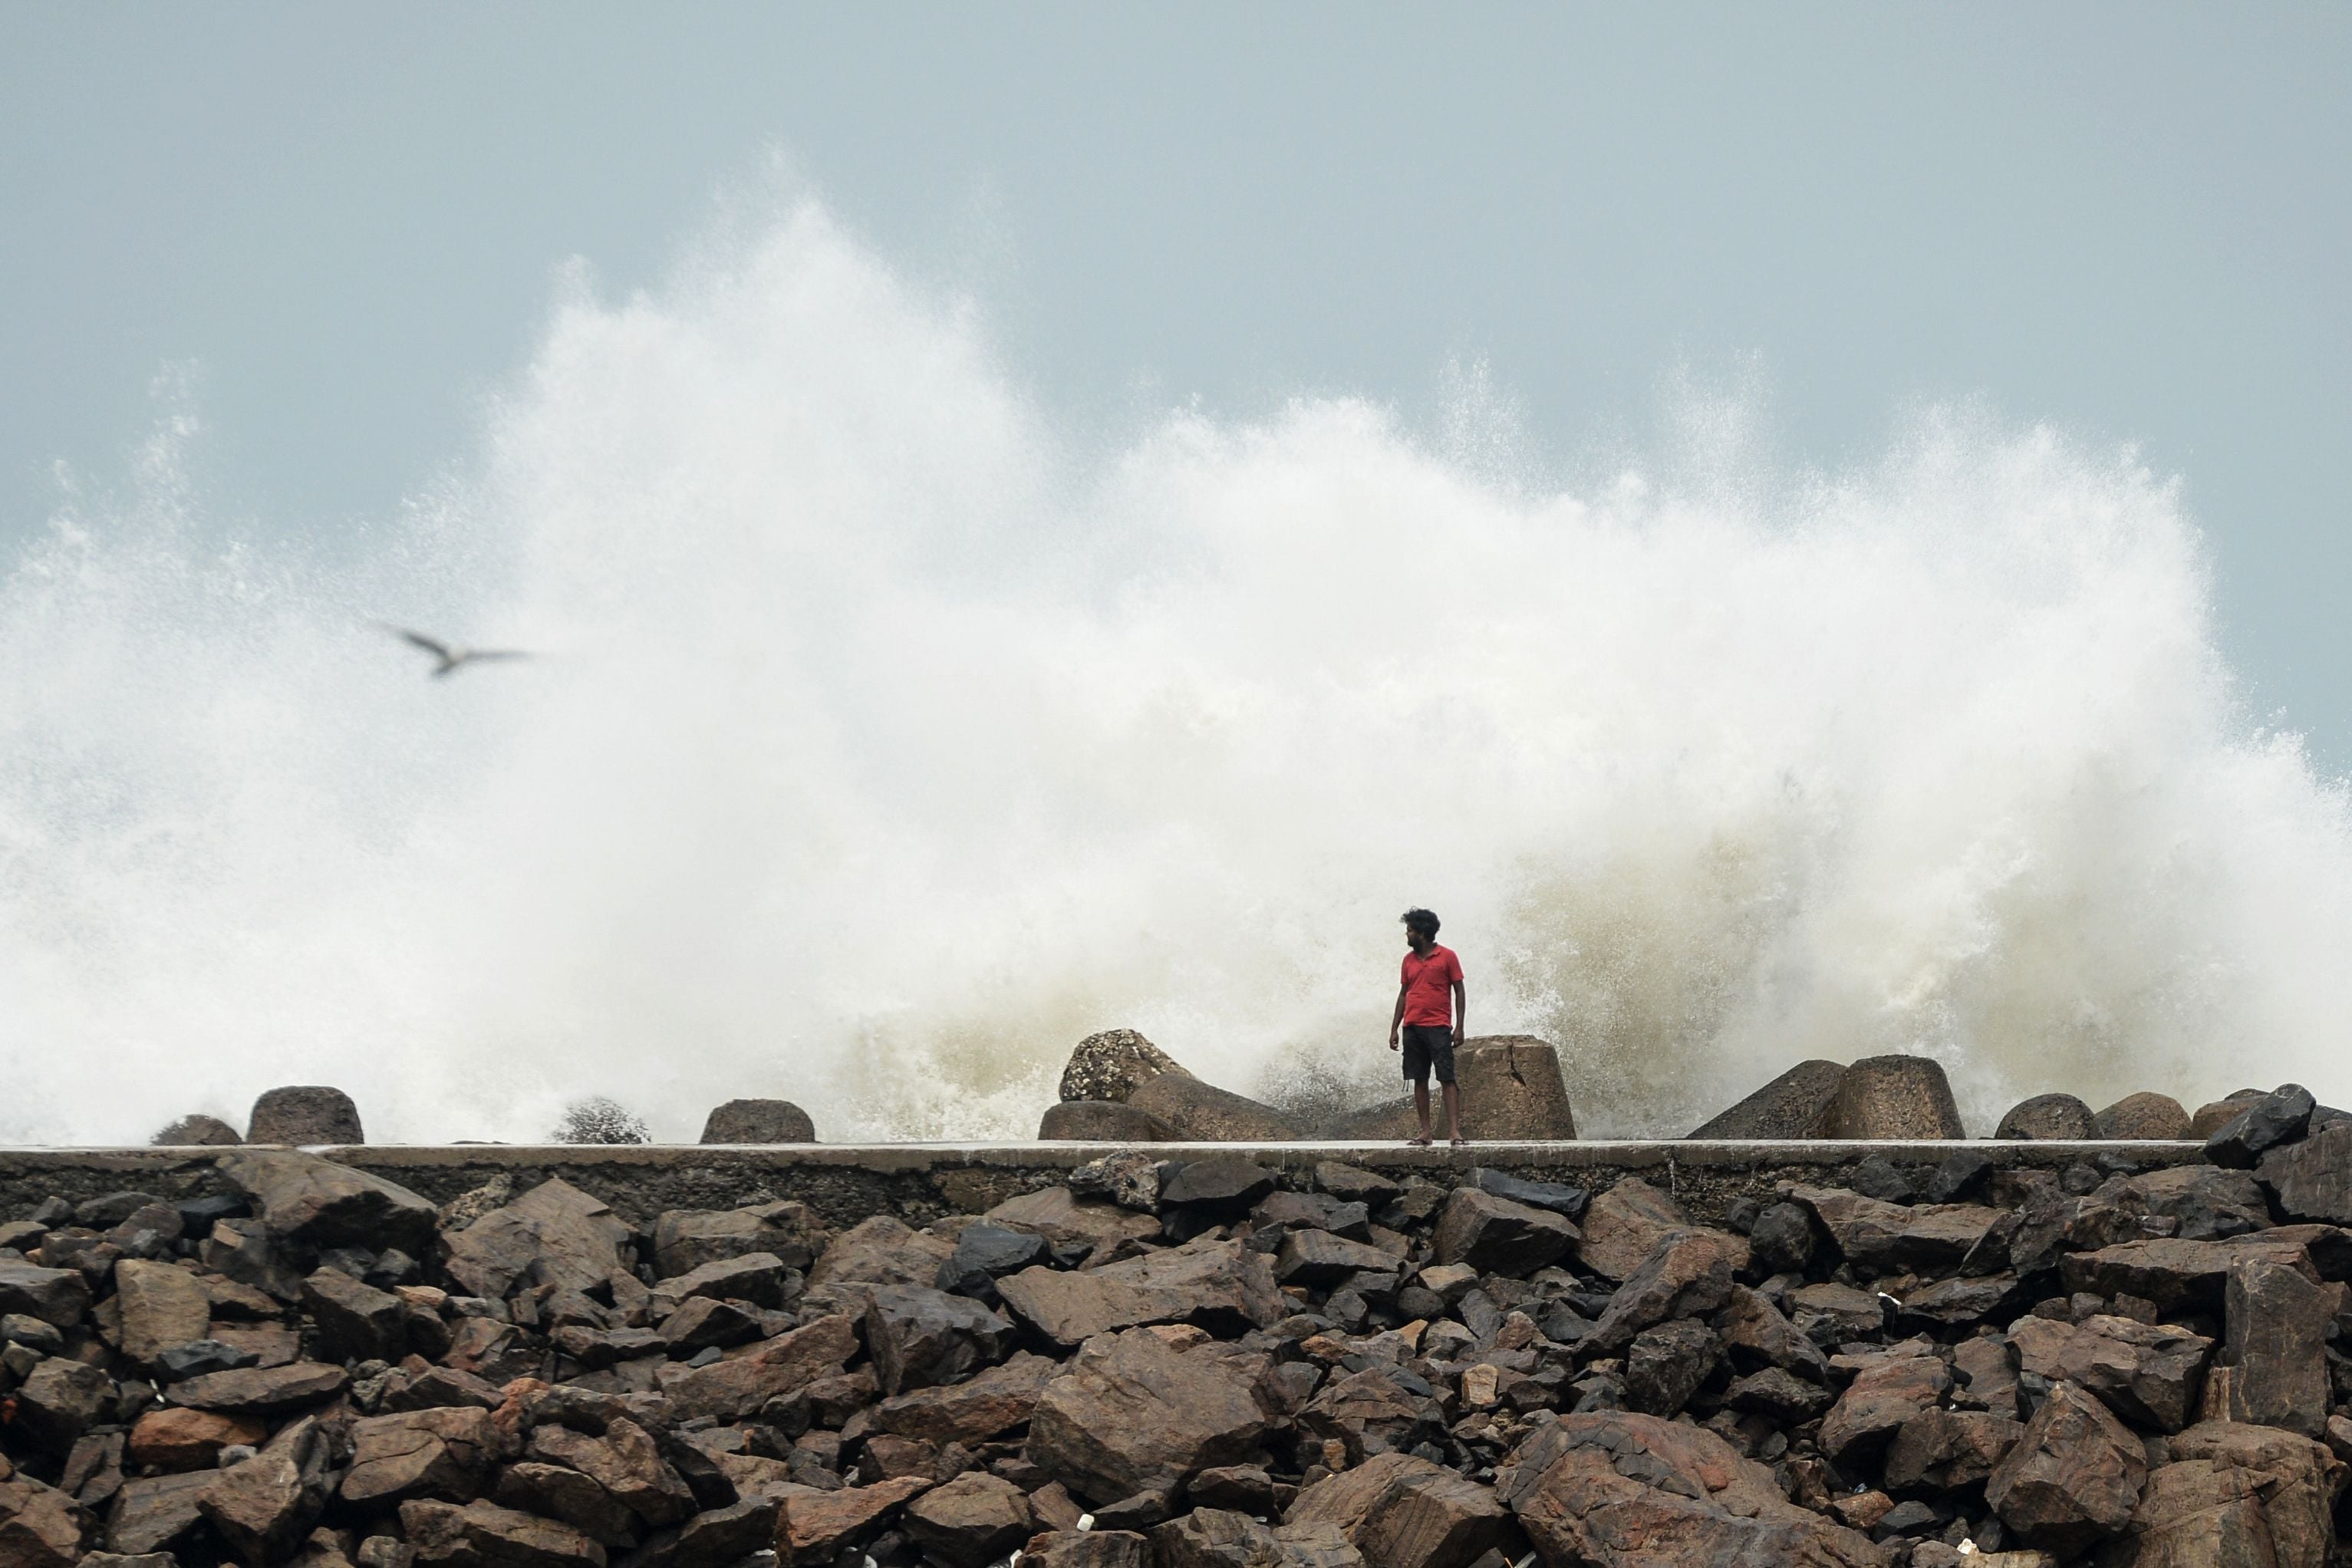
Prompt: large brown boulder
<box><xmin>0</xmin><ymin>1473</ymin><xmax>91</xmax><ymax>1568</ymax></box>
<box><xmin>245</xmin><ymin>1085</ymin><xmax>363</xmax><ymax>1145</ymax></box>
<box><xmin>2095</xmin><ymin>1092</ymin><xmax>2192</xmax><ymax>1140</ymax></box>
<box><xmin>1687</xmin><ymin>1059</ymin><xmax>1846</xmax><ymax>1138</ymax></box>
<box><xmin>400</xmin><ymin>1497</ymin><xmax>609</xmax><ymax>1567</ymax></box>
<box><xmin>697</xmin><ymin>1099</ymin><xmax>816</xmax><ymax>1144</ymax></box>
<box><xmin>1059</xmin><ymin>1029</ymin><xmax>1194</xmax><ymax>1104</ymax></box>
<box><xmin>443</xmin><ymin>1177</ymin><xmax>632</xmax><ymax>1300</ymax></box>
<box><xmin>1996</xmin><ymin>1093</ymin><xmax>2096</xmax><ymax>1140</ymax></box>
<box><xmin>1783</xmin><ymin>1184</ymin><xmax>2000</xmax><ymax>1271</ymax></box>
<box><xmin>340</xmin><ymin>1407</ymin><xmax>504</xmax><ymax>1507</ymax></box>
<box><xmin>652</xmin><ymin>1201</ymin><xmax>824</xmax><ymax>1278</ymax></box>
<box><xmin>996</xmin><ymin>1238</ymin><xmax>1283</xmax><ymax>1347</ymax></box>
<box><xmin>1827</xmin><ymin>1054</ymin><xmax>1965</xmax><ymax>1138</ymax></box>
<box><xmin>113</xmin><ymin>1260</ymin><xmax>211</xmax><ymax>1365</ymax></box>
<box><xmin>1573</xmin><ymin>1177</ymin><xmax>1692</xmax><ymax>1282</ymax></box>
<box><xmin>866</xmin><ymin>1351</ymin><xmax>1063</xmax><ymax>1446</ymax></box>
<box><xmin>2130</xmin><ymin>1421</ymin><xmax>2348</xmax><ymax>1568</ymax></box>
<box><xmin>1818</xmin><ymin>1352</ymin><xmax>1952</xmax><ymax>1468</ymax></box>
<box><xmin>1584</xmin><ymin>1230</ymin><xmax>1743</xmax><ymax>1352</ymax></box>
<box><xmin>2257</xmin><ymin>1122</ymin><xmax>2352</xmax><ymax>1224</ymax></box>
<box><xmin>1883</xmin><ymin>1408</ymin><xmax>2025</xmax><ymax>1494</ymax></box>
<box><xmin>1023</xmin><ymin>1326</ymin><xmax>1270</xmax><ymax>1504</ymax></box>
<box><xmin>654</xmin><ymin>1313</ymin><xmax>858</xmax><ymax>1423</ymax></box>
<box><xmin>1985</xmin><ymin>1379</ymin><xmax>2149</xmax><ymax>1556</ymax></box>
<box><xmin>1492</xmin><ymin>1410</ymin><xmax>1886</xmax><ymax>1566</ymax></box>
<box><xmin>1283</xmin><ymin>1451</ymin><xmax>1520</xmax><ymax>1568</ymax></box>
<box><xmin>2060</xmin><ymin>1227</ymin><xmax>2352</xmax><ymax>1312</ymax></box>
<box><xmin>1431</xmin><ymin>1189</ymin><xmax>1576</xmax><ymax>1276</ymax></box>
<box><xmin>214</xmin><ymin>1149</ymin><xmax>437</xmax><ymax>1255</ymax></box>
<box><xmin>2008</xmin><ymin>1313</ymin><xmax>2212</xmax><ymax>1433</ymax></box>
<box><xmin>1128</xmin><ymin>1076</ymin><xmax>1302</xmax><ymax>1141</ymax></box>
<box><xmin>1152</xmin><ymin>1510</ymin><xmax>1365</xmax><ymax>1568</ymax></box>
<box><xmin>1320</xmin><ymin>1036</ymin><xmax>1577</xmax><ymax>1141</ymax></box>
<box><xmin>901</xmin><ymin>1472</ymin><xmax>1034</xmax><ymax>1568</ymax></box>
<box><xmin>2221</xmin><ymin>1259</ymin><xmax>2332</xmax><ymax>1437</ymax></box>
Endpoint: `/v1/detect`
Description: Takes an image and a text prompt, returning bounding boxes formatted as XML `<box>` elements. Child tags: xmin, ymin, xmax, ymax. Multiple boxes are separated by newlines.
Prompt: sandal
<box><xmin>1448</xmin><ymin>1137</ymin><xmax>1469</xmax><ymax>1147</ymax></box>
<box><xmin>1407</xmin><ymin>1135</ymin><xmax>1432</xmax><ymax>1147</ymax></box>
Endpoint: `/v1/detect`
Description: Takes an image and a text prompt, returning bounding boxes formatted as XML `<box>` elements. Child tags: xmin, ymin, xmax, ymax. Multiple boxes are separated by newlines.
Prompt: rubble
<box><xmin>11</xmin><ymin>1069</ymin><xmax>2352</xmax><ymax>1568</ymax></box>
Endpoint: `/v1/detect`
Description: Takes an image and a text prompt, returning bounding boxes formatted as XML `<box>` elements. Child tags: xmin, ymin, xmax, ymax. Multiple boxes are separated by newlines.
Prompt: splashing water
<box><xmin>5</xmin><ymin>197</ymin><xmax>2350</xmax><ymax>1146</ymax></box>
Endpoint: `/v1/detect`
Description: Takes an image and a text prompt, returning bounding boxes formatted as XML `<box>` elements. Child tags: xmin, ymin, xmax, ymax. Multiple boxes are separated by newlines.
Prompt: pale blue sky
<box><xmin>4</xmin><ymin>7</ymin><xmax>2347</xmax><ymax>758</ymax></box>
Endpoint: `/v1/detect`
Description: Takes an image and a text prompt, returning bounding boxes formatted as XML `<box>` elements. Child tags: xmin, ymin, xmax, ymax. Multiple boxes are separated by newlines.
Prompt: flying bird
<box><xmin>377</xmin><ymin>623</ymin><xmax>532</xmax><ymax>678</ymax></box>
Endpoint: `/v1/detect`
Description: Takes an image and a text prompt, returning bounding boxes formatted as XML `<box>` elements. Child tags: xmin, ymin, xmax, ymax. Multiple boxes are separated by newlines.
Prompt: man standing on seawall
<box><xmin>1389</xmin><ymin>908</ymin><xmax>1467</xmax><ymax>1147</ymax></box>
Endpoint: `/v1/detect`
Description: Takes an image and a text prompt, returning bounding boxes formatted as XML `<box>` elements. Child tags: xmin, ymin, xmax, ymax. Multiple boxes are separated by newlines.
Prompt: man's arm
<box><xmin>1451</xmin><ymin>979</ymin><xmax>1467</xmax><ymax>1046</ymax></box>
<box><xmin>1390</xmin><ymin>985</ymin><xmax>1408</xmax><ymax>1049</ymax></box>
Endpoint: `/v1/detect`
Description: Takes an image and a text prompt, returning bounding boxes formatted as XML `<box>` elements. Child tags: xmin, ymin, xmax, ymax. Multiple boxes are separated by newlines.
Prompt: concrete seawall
<box><xmin>0</xmin><ymin>1138</ymin><xmax>2205</xmax><ymax>1229</ymax></box>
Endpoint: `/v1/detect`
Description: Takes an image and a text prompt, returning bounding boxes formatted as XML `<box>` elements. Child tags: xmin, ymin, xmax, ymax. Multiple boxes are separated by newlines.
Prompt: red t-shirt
<box><xmin>1399</xmin><ymin>945</ymin><xmax>1464</xmax><ymax>1028</ymax></box>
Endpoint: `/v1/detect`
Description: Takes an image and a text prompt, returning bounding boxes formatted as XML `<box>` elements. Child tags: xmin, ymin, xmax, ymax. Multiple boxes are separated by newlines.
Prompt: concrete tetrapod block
<box><xmin>698</xmin><ymin>1099</ymin><xmax>818</xmax><ymax>1144</ymax></box>
<box><xmin>246</xmin><ymin>1086</ymin><xmax>364</xmax><ymax>1145</ymax></box>
<box><xmin>1996</xmin><ymin>1094</ymin><xmax>2096</xmax><ymax>1140</ymax></box>
<box><xmin>1687</xmin><ymin>1059</ymin><xmax>1846</xmax><ymax>1138</ymax></box>
<box><xmin>1057</xmin><ymin>1029</ymin><xmax>1193</xmax><ymax>1105</ymax></box>
<box><xmin>1319</xmin><ymin>1036</ymin><xmax>1578</xmax><ymax>1141</ymax></box>
<box><xmin>1828</xmin><ymin>1055</ymin><xmax>1965</xmax><ymax>1139</ymax></box>
<box><xmin>1037</xmin><ymin>1102</ymin><xmax>1177</xmax><ymax>1141</ymax></box>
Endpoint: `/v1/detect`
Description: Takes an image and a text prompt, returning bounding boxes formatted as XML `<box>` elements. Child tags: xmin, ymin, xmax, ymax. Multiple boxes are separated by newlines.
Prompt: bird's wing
<box><xmin>377</xmin><ymin>622</ymin><xmax>453</xmax><ymax>659</ymax></box>
<box><xmin>460</xmin><ymin>649</ymin><xmax>531</xmax><ymax>663</ymax></box>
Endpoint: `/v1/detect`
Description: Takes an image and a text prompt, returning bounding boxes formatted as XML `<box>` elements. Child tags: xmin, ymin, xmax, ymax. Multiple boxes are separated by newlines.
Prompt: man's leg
<box><xmin>1412</xmin><ymin>1078</ymin><xmax>1433</xmax><ymax>1141</ymax></box>
<box><xmin>1441</xmin><ymin>1082</ymin><xmax>1463</xmax><ymax>1144</ymax></box>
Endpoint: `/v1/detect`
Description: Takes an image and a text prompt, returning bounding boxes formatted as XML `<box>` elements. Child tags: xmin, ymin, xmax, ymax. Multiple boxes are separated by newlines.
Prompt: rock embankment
<box><xmin>5</xmin><ymin>1085</ymin><xmax>2350</xmax><ymax>1568</ymax></box>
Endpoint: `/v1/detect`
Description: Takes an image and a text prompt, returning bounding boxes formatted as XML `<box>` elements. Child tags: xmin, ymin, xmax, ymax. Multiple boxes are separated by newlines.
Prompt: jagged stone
<box><xmin>1160</xmin><ymin>1157</ymin><xmax>1276</xmax><ymax>1209</ymax></box>
<box><xmin>1570</xmin><ymin>1178</ymin><xmax>1690</xmax><ymax>1282</ymax></box>
<box><xmin>646</xmin><ymin>1253</ymin><xmax>799</xmax><ymax>1319</ymax></box>
<box><xmin>2115</xmin><ymin>1164</ymin><xmax>2272</xmax><ymax>1240</ymax></box>
<box><xmin>1985</xmin><ymin>1379</ymin><xmax>2149</xmax><ymax>1556</ymax></box>
<box><xmin>653</xmin><ymin>1201</ymin><xmax>824</xmax><ymax>1277</ymax></box>
<box><xmin>341</xmin><ymin>1407</ymin><xmax>503</xmax><ymax>1506</ymax></box>
<box><xmin>2256</xmin><ymin>1122</ymin><xmax>2352</xmax><ymax>1224</ymax></box>
<box><xmin>104</xmin><ymin>1471</ymin><xmax>219</xmax><ymax>1554</ymax></box>
<box><xmin>808</xmin><ymin>1217</ymin><xmax>957</xmax><ymax>1291</ymax></box>
<box><xmin>246</xmin><ymin>1085</ymin><xmax>364</xmax><ymax>1145</ymax></box>
<box><xmin>2205</xmin><ymin>1085</ymin><xmax>2317</xmax><ymax>1169</ymax></box>
<box><xmin>776</xmin><ymin>1476</ymin><xmax>931</xmax><ymax>1567</ymax></box>
<box><xmin>0</xmin><ymin>1474</ymin><xmax>89</xmax><ymax>1568</ymax></box>
<box><xmin>1316</xmin><ymin>1164</ymin><xmax>1402</xmax><ymax>1206</ymax></box>
<box><xmin>983</xmin><ymin>1187</ymin><xmax>1163</xmax><ymax>1255</ymax></box>
<box><xmin>1745</xmin><ymin>1201</ymin><xmax>1817</xmax><ymax>1275</ymax></box>
<box><xmin>1784</xmin><ymin>1183</ymin><xmax>2001</xmax><ymax>1270</ymax></box>
<box><xmin>996</xmin><ymin>1239</ymin><xmax>1283</xmax><ymax>1346</ymax></box>
<box><xmin>13</xmin><ymin>1358</ymin><xmax>112</xmax><ymax>1454</ymax></box>
<box><xmin>528</xmin><ymin>1417</ymin><xmax>695</xmax><ymax>1526</ymax></box>
<box><xmin>0</xmin><ymin>1262</ymin><xmax>91</xmax><ymax>1328</ymax></box>
<box><xmin>1284</xmin><ymin>1451</ymin><xmax>1517</xmax><ymax>1568</ymax></box>
<box><xmin>444</xmin><ymin>1177</ymin><xmax>631</xmax><ymax>1300</ymax></box>
<box><xmin>400</xmin><ymin>1497</ymin><xmax>610</xmax><ymax>1568</ymax></box>
<box><xmin>866</xmin><ymin>1350</ymin><xmax>1062</xmax><ymax>1445</ymax></box>
<box><xmin>1622</xmin><ymin>1319</ymin><xmax>1718</xmax><ymax>1416</ymax></box>
<box><xmin>654</xmin><ymin>1313</ymin><xmax>857</xmax><ymax>1424</ymax></box>
<box><xmin>2136</xmin><ymin>1421</ymin><xmax>2345</xmax><ymax>1568</ymax></box>
<box><xmin>170</xmin><ymin>1359</ymin><xmax>348</xmax><ymax>1415</ymax></box>
<box><xmin>901</xmin><ymin>1471</ymin><xmax>1033</xmax><ymax>1568</ymax></box>
<box><xmin>1714</xmin><ymin>1285</ymin><xmax>1827</xmax><ymax>1378</ymax></box>
<box><xmin>2060</xmin><ymin>1227</ymin><xmax>2352</xmax><ymax>1310</ymax></box>
<box><xmin>1069</xmin><ymin>1151</ymin><xmax>1169</xmax><ymax>1211</ymax></box>
<box><xmin>654</xmin><ymin>1295</ymin><xmax>764</xmax><ymax>1352</ymax></box>
<box><xmin>1276</xmin><ymin>1229</ymin><xmax>1399</xmax><ymax>1286</ymax></box>
<box><xmin>215</xmin><ymin>1149</ymin><xmax>436</xmax><ymax>1253</ymax></box>
<box><xmin>1922</xmin><ymin>1148</ymin><xmax>1996</xmax><ymax>1204</ymax></box>
<box><xmin>1883</xmin><ymin>1408</ymin><xmax>2026</xmax><ymax>1494</ymax></box>
<box><xmin>1465</xmin><ymin>1168</ymin><xmax>1587</xmax><ymax>1219</ymax></box>
<box><xmin>113</xmin><ymin>1259</ymin><xmax>210</xmax><ymax>1365</ymax></box>
<box><xmin>1431</xmin><ymin>1189</ymin><xmax>1576</xmax><ymax>1276</ymax></box>
<box><xmin>2008</xmin><ymin>1313</ymin><xmax>2212</xmax><ymax>1433</ymax></box>
<box><xmin>303</xmin><ymin>1265</ymin><xmax>407</xmax><ymax>1362</ymax></box>
<box><xmin>1493</xmin><ymin>1410</ymin><xmax>1885</xmax><ymax>1566</ymax></box>
<box><xmin>1997</xmin><ymin>1094</ymin><xmax>2096</xmax><ymax>1140</ymax></box>
<box><xmin>1296</xmin><ymin>1365</ymin><xmax>1446</xmax><ymax>1465</ymax></box>
<box><xmin>1818</xmin><ymin>1352</ymin><xmax>1952</xmax><ymax>1468</ymax></box>
<box><xmin>491</xmin><ymin>1464</ymin><xmax>637</xmax><ymax>1550</ymax></box>
<box><xmin>1688</xmin><ymin>1059</ymin><xmax>1847</xmax><ymax>1138</ymax></box>
<box><xmin>697</xmin><ymin>1098</ymin><xmax>815</xmax><ymax>1143</ymax></box>
<box><xmin>2095</xmin><ymin>1093</ymin><xmax>2192</xmax><ymax>1141</ymax></box>
<box><xmin>201</xmin><ymin>1418</ymin><xmax>331</xmax><ymax>1563</ymax></box>
<box><xmin>1023</xmin><ymin>1326</ymin><xmax>1269</xmax><ymax>1504</ymax></box>
<box><xmin>1022</xmin><ymin>1530</ymin><xmax>1155</xmax><ymax>1568</ymax></box>
<box><xmin>1953</xmin><ymin>1334</ymin><xmax>2021</xmax><ymax>1419</ymax></box>
<box><xmin>935</xmin><ymin>1223</ymin><xmax>1051</xmax><ymax>1300</ymax></box>
<box><xmin>864</xmin><ymin>1285</ymin><xmax>1016</xmax><ymax>1395</ymax></box>
<box><xmin>2222</xmin><ymin>1259</ymin><xmax>2331</xmax><ymax>1437</ymax></box>
<box><xmin>1585</xmin><ymin>1230</ymin><xmax>1742</xmax><ymax>1352</ymax></box>
<box><xmin>1722</xmin><ymin>1366</ymin><xmax>1831</xmax><ymax>1422</ymax></box>
<box><xmin>151</xmin><ymin>1114</ymin><xmax>242</xmax><ymax>1147</ymax></box>
<box><xmin>1829</xmin><ymin>1054</ymin><xmax>1965</xmax><ymax>1138</ymax></box>
<box><xmin>1152</xmin><ymin>1510</ymin><xmax>1365</xmax><ymax>1568</ymax></box>
<box><xmin>127</xmin><ymin>1407</ymin><xmax>268</xmax><ymax>1472</ymax></box>
<box><xmin>381</xmin><ymin>1365</ymin><xmax>505</xmax><ymax>1413</ymax></box>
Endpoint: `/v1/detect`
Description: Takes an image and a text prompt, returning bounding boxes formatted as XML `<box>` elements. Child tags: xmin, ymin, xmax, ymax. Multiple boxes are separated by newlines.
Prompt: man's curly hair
<box><xmin>1400</xmin><ymin>908</ymin><xmax>1441</xmax><ymax>938</ymax></box>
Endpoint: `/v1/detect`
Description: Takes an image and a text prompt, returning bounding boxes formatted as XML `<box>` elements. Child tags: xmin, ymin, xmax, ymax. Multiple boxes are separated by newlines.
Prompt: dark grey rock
<box><xmin>2205</xmin><ymin>1084</ymin><xmax>2316</xmax><ymax>1168</ymax></box>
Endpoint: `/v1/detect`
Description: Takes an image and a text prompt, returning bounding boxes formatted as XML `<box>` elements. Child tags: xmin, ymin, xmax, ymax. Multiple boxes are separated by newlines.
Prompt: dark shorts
<box><xmin>1401</xmin><ymin>1024</ymin><xmax>1456</xmax><ymax>1084</ymax></box>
